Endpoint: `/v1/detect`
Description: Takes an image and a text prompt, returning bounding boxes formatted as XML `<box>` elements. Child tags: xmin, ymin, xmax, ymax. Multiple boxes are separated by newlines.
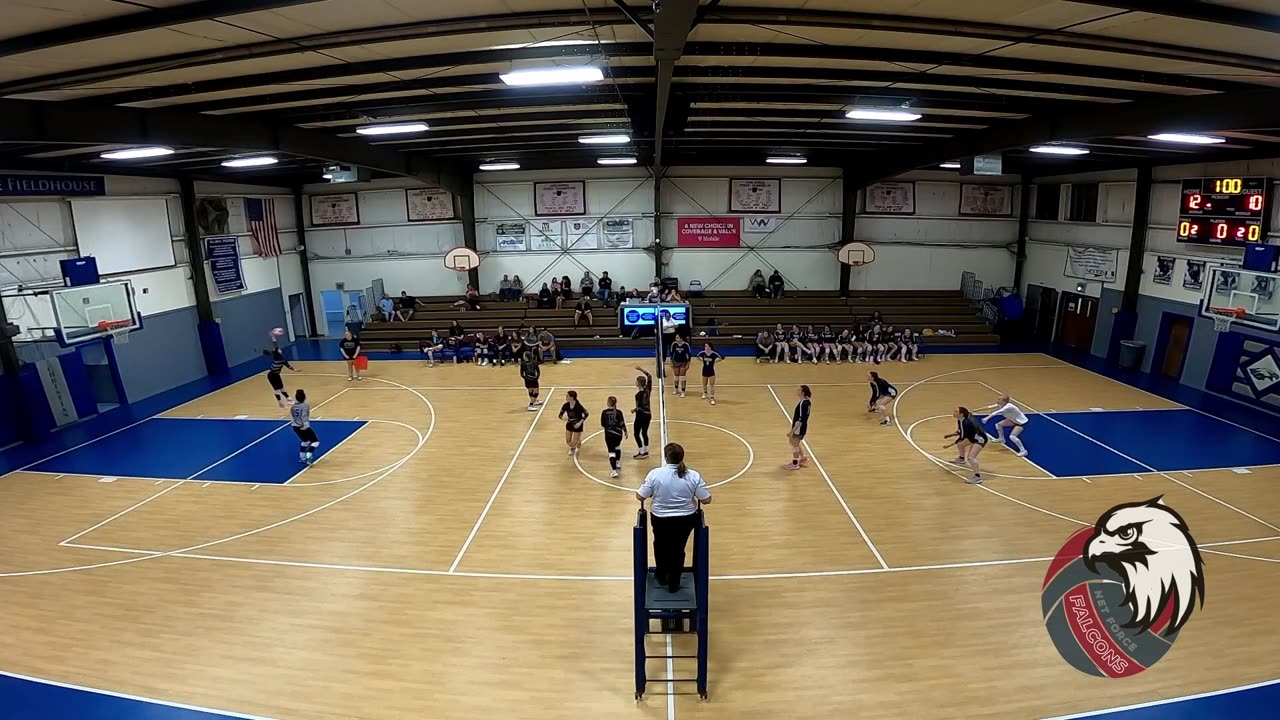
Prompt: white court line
<box><xmin>766</xmin><ymin>385</ymin><xmax>889</xmax><ymax>569</ymax></box>
<box><xmin>447</xmin><ymin>387</ymin><xmax>556</xmax><ymax>573</ymax></box>
<box><xmin>0</xmin><ymin>670</ymin><xmax>277</xmax><ymax>720</ymax></box>
<box><xmin>351</xmin><ymin>380</ymin><xmax>985</xmax><ymax>391</ymax></box>
<box><xmin>283</xmin><ymin>417</ymin><xmax>369</xmax><ymax>485</ymax></box>
<box><xmin>665</xmin><ymin>634</ymin><xmax>676</xmax><ymax>720</ymax></box>
<box><xmin>58</xmin><ymin>483</ymin><xmax>180</xmax><ymax>545</ymax></box>
<box><xmin>1040</xmin><ymin>678</ymin><xmax>1280</xmax><ymax>720</ymax></box>
<box><xmin>183</xmin><ymin>423</ymin><xmax>292</xmax><ymax>481</ymax></box>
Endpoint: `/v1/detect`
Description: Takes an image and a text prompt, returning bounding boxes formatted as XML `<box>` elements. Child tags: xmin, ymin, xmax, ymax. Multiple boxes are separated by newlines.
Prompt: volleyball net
<box><xmin>654</xmin><ymin>324</ymin><xmax>670</xmax><ymax>448</ymax></box>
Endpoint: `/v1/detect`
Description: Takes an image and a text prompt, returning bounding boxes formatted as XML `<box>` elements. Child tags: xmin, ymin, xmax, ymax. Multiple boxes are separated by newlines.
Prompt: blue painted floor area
<box><xmin>1047</xmin><ymin>680</ymin><xmax>1280</xmax><ymax>720</ymax></box>
<box><xmin>1048</xmin><ymin>409</ymin><xmax>1280</xmax><ymax>473</ymax></box>
<box><xmin>1002</xmin><ymin>416</ymin><xmax>1149</xmax><ymax>477</ymax></box>
<box><xmin>28</xmin><ymin>417</ymin><xmax>366</xmax><ymax>483</ymax></box>
<box><xmin>0</xmin><ymin>671</ymin><xmax>274</xmax><ymax>720</ymax></box>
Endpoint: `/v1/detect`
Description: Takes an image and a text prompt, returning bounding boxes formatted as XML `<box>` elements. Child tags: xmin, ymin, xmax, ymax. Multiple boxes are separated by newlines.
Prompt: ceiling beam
<box><xmin>1067</xmin><ymin>1</ymin><xmax>1280</xmax><ymax>34</ymax></box>
<box><xmin>0</xmin><ymin>99</ymin><xmax>469</xmax><ymax>193</ymax></box>
<box><xmin>283</xmin><ymin>88</ymin><xmax>641</xmax><ymax>125</ymax></box>
<box><xmin>611</xmin><ymin>0</ymin><xmax>654</xmax><ymax>40</ymax></box>
<box><xmin>652</xmin><ymin>0</ymin><xmax>702</xmax><ymax>167</ymax></box>
<box><xmin>0</xmin><ymin>0</ymin><xmax>325</xmax><ymax>59</ymax></box>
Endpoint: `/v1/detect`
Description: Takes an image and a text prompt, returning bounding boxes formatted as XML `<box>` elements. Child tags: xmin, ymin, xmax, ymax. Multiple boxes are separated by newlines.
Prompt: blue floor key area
<box><xmin>0</xmin><ymin>671</ymin><xmax>274</xmax><ymax>720</ymax></box>
<box><xmin>29</xmin><ymin>417</ymin><xmax>366</xmax><ymax>484</ymax></box>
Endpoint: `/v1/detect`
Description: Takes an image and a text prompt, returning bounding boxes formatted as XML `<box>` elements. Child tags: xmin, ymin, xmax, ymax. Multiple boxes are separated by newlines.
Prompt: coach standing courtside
<box><xmin>636</xmin><ymin>443</ymin><xmax>711</xmax><ymax>593</ymax></box>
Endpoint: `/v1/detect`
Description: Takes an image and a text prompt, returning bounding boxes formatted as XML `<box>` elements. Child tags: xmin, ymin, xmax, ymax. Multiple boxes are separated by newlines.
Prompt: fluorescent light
<box><xmin>492</xmin><ymin>40</ymin><xmax>598</xmax><ymax>50</ymax></box>
<box><xmin>321</xmin><ymin>173</ymin><xmax>334</xmax><ymax>179</ymax></box>
<box><xmin>766</xmin><ymin>156</ymin><xmax>807</xmax><ymax>165</ymax></box>
<box><xmin>1147</xmin><ymin>133</ymin><xmax>1225</xmax><ymax>145</ymax></box>
<box><xmin>939</xmin><ymin>162</ymin><xmax>961</xmax><ymax>169</ymax></box>
<box><xmin>479</xmin><ymin>161</ymin><xmax>521</xmax><ymax>171</ymax></box>
<box><xmin>221</xmin><ymin>156</ymin><xmax>279</xmax><ymax>168</ymax></box>
<box><xmin>578</xmin><ymin>134</ymin><xmax>631</xmax><ymax>145</ymax></box>
<box><xmin>499</xmin><ymin>66</ymin><xmax>603</xmax><ymax>86</ymax></box>
<box><xmin>845</xmin><ymin>108</ymin><xmax>921</xmax><ymax>122</ymax></box>
<box><xmin>99</xmin><ymin>146</ymin><xmax>175</xmax><ymax>160</ymax></box>
<box><xmin>1029</xmin><ymin>144</ymin><xmax>1090</xmax><ymax>155</ymax></box>
<box><xmin>597</xmin><ymin>156</ymin><xmax>638</xmax><ymax>166</ymax></box>
<box><xmin>356</xmin><ymin>122</ymin><xmax>428</xmax><ymax>136</ymax></box>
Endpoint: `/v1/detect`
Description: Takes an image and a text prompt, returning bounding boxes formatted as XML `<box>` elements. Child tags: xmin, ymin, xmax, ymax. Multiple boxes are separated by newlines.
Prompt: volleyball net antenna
<box><xmin>654</xmin><ymin>321</ymin><xmax>670</xmax><ymax>448</ymax></box>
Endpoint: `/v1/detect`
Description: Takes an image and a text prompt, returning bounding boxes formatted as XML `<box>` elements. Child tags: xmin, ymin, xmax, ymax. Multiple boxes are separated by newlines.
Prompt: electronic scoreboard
<box><xmin>1176</xmin><ymin>176</ymin><xmax>1272</xmax><ymax>246</ymax></box>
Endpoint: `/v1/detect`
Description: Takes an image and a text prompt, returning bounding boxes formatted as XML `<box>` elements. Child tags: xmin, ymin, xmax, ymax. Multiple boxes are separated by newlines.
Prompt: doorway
<box><xmin>1056</xmin><ymin>291</ymin><xmax>1098</xmax><ymax>352</ymax></box>
<box><xmin>288</xmin><ymin>293</ymin><xmax>310</xmax><ymax>340</ymax></box>
<box><xmin>1025</xmin><ymin>284</ymin><xmax>1058</xmax><ymax>343</ymax></box>
<box><xmin>1154</xmin><ymin>312</ymin><xmax>1194</xmax><ymax>380</ymax></box>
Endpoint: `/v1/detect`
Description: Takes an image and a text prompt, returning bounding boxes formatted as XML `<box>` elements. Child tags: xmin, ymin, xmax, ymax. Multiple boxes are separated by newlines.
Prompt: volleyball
<box><xmin>270</xmin><ymin>327</ymin><xmax>286</xmax><ymax>338</ymax></box>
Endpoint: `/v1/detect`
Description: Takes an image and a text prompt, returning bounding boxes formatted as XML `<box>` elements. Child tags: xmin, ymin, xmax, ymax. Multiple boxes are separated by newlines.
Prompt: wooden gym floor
<box><xmin>1</xmin><ymin>354</ymin><xmax>1278</xmax><ymax>719</ymax></box>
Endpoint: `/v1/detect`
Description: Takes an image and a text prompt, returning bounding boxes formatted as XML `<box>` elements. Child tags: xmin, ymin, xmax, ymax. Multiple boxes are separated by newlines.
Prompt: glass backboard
<box><xmin>1201</xmin><ymin>266</ymin><xmax>1280</xmax><ymax>332</ymax></box>
<box><xmin>52</xmin><ymin>280</ymin><xmax>142</xmax><ymax>345</ymax></box>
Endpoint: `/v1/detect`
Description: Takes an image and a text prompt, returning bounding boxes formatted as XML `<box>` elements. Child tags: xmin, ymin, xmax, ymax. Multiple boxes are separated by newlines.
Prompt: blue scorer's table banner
<box><xmin>205</xmin><ymin>235</ymin><xmax>246</xmax><ymax>294</ymax></box>
<box><xmin>0</xmin><ymin>174</ymin><xmax>105</xmax><ymax>197</ymax></box>
<box><xmin>619</xmin><ymin>303</ymin><xmax>692</xmax><ymax>332</ymax></box>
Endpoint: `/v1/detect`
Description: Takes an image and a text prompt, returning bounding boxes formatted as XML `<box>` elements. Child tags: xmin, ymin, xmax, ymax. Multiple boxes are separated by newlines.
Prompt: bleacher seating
<box><xmin>356</xmin><ymin>290</ymin><xmax>999</xmax><ymax>352</ymax></box>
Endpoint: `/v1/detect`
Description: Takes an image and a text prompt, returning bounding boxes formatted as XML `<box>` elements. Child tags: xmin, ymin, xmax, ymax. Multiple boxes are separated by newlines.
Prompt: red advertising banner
<box><xmin>676</xmin><ymin>217</ymin><xmax>741</xmax><ymax>248</ymax></box>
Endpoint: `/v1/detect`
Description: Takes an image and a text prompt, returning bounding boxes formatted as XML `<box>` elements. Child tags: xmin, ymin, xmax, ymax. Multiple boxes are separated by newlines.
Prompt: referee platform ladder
<box><xmin>633</xmin><ymin>505</ymin><xmax>709</xmax><ymax>701</ymax></box>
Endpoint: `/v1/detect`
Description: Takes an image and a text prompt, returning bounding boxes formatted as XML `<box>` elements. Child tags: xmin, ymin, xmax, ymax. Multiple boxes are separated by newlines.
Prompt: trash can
<box><xmin>1118</xmin><ymin>340</ymin><xmax>1146</xmax><ymax>370</ymax></box>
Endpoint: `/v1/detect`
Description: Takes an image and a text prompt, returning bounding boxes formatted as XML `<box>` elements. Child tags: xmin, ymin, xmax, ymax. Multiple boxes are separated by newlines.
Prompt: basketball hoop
<box><xmin>1208</xmin><ymin>306</ymin><xmax>1245</xmax><ymax>333</ymax></box>
<box><xmin>837</xmin><ymin>242</ymin><xmax>876</xmax><ymax>267</ymax></box>
<box><xmin>97</xmin><ymin>319</ymin><xmax>133</xmax><ymax>344</ymax></box>
<box><xmin>444</xmin><ymin>247</ymin><xmax>481</xmax><ymax>272</ymax></box>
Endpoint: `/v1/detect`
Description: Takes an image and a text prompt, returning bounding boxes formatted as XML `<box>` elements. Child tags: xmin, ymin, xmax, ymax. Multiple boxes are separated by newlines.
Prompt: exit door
<box><xmin>1057</xmin><ymin>291</ymin><xmax>1098</xmax><ymax>352</ymax></box>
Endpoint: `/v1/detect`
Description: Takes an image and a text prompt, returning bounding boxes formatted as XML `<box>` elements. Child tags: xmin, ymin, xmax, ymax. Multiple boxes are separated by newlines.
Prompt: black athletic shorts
<box><xmin>524</xmin><ymin>379</ymin><xmax>539</xmax><ymax>390</ymax></box>
<box><xmin>605</xmin><ymin>431</ymin><xmax>624</xmax><ymax>450</ymax></box>
<box><xmin>565</xmin><ymin>421</ymin><xmax>585</xmax><ymax>433</ymax></box>
<box><xmin>268</xmin><ymin>371</ymin><xmax>284</xmax><ymax>391</ymax></box>
<box><xmin>292</xmin><ymin>426</ymin><xmax>318</xmax><ymax>443</ymax></box>
<box><xmin>702</xmin><ymin>366</ymin><xmax>716</xmax><ymax>378</ymax></box>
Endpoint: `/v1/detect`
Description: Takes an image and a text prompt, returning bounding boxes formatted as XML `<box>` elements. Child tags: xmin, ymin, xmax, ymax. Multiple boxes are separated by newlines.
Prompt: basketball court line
<box><xmin>0</xmin><ymin>670</ymin><xmax>277</xmax><ymax>720</ymax></box>
<box><xmin>1040</xmin><ymin>678</ymin><xmax>1280</xmax><ymax>720</ymax></box>
<box><xmin>357</xmin><ymin>380</ymin><xmax>1012</xmax><ymax>391</ymax></box>
<box><xmin>447</xmin><ymin>387</ymin><xmax>556</xmax><ymax>573</ymax></box>
<box><xmin>765</xmin><ymin>385</ymin><xmax>889</xmax><ymax>570</ymax></box>
<box><xmin>58</xmin><ymin>482</ymin><xmax>180</xmax><ymax>546</ymax></box>
<box><xmin>573</xmin><ymin>419</ymin><xmax>754</xmax><ymax>491</ymax></box>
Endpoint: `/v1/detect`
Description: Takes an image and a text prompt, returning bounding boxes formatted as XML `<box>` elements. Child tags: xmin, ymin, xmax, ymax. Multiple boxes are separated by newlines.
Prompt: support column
<box><xmin>1012</xmin><ymin>175</ymin><xmax>1032</xmax><ymax>292</ymax></box>
<box><xmin>180</xmin><ymin>178</ymin><xmax>229</xmax><ymax>375</ymax></box>
<box><xmin>457</xmin><ymin>183</ymin><xmax>481</xmax><ymax>290</ymax></box>
<box><xmin>839</xmin><ymin>178</ymin><xmax>857</xmax><ymax>297</ymax></box>
<box><xmin>292</xmin><ymin>186</ymin><xmax>319</xmax><ymax>337</ymax></box>
<box><xmin>653</xmin><ymin>167</ymin><xmax>664</xmax><ymax>279</ymax></box>
<box><xmin>1108</xmin><ymin>164</ymin><xmax>1152</xmax><ymax>365</ymax></box>
<box><xmin>0</xmin><ymin>301</ymin><xmax>21</xmax><ymax>376</ymax></box>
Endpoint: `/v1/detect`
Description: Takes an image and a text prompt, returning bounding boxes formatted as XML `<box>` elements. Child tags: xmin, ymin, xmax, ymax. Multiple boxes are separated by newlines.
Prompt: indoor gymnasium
<box><xmin>2</xmin><ymin>2</ymin><xmax>1280</xmax><ymax>719</ymax></box>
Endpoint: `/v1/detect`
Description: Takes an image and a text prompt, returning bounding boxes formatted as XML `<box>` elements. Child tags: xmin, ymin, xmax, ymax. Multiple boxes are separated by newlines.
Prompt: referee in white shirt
<box><xmin>636</xmin><ymin>443</ymin><xmax>712</xmax><ymax>593</ymax></box>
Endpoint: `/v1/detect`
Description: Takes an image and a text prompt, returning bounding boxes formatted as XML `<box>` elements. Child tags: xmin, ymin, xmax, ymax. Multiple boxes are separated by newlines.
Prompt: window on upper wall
<box><xmin>1066</xmin><ymin>183</ymin><xmax>1099</xmax><ymax>222</ymax></box>
<box><xmin>1034</xmin><ymin>183</ymin><xmax>1061</xmax><ymax>220</ymax></box>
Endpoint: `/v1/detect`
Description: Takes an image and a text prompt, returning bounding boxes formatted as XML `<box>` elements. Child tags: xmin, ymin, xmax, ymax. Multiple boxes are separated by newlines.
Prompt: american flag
<box><xmin>245</xmin><ymin>197</ymin><xmax>281</xmax><ymax>257</ymax></box>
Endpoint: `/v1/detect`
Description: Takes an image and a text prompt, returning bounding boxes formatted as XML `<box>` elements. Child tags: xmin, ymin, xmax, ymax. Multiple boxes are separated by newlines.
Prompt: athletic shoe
<box><xmin>346</xmin><ymin>377</ymin><xmax>353</xmax><ymax>382</ymax></box>
<box><xmin>965</xmin><ymin>475</ymin><xmax>983</xmax><ymax>484</ymax></box>
<box><xmin>879</xmin><ymin>418</ymin><xmax>891</xmax><ymax>426</ymax></box>
<box><xmin>991</xmin><ymin>436</ymin><xmax>1004</xmax><ymax>444</ymax></box>
<box><xmin>568</xmin><ymin>448</ymin><xmax>575</xmax><ymax>455</ymax></box>
<box><xmin>305</xmin><ymin>456</ymin><xmax>315</xmax><ymax>466</ymax></box>
<box><xmin>799</xmin><ymin>456</ymin><xmax>809</xmax><ymax>466</ymax></box>
<box><xmin>527</xmin><ymin>405</ymin><xmax>537</xmax><ymax>412</ymax></box>
<box><xmin>680</xmin><ymin>392</ymin><xmax>686</xmax><ymax>398</ymax></box>
<box><xmin>1016</xmin><ymin>450</ymin><xmax>1029</xmax><ymax>458</ymax></box>
<box><xmin>701</xmin><ymin>393</ymin><xmax>707</xmax><ymax>399</ymax></box>
<box><xmin>950</xmin><ymin>457</ymin><xmax>966</xmax><ymax>465</ymax></box>
<box><xmin>633</xmin><ymin>451</ymin><xmax>649</xmax><ymax>459</ymax></box>
<box><xmin>782</xmin><ymin>462</ymin><xmax>801</xmax><ymax>470</ymax></box>
<box><xmin>610</xmin><ymin>469</ymin><xmax>620</xmax><ymax>478</ymax></box>
<box><xmin>428</xmin><ymin>362</ymin><xmax>435</xmax><ymax>368</ymax></box>
<box><xmin>710</xmin><ymin>398</ymin><xmax>716</xmax><ymax>406</ymax></box>
<box><xmin>825</xmin><ymin>360</ymin><xmax>831</xmax><ymax>365</ymax></box>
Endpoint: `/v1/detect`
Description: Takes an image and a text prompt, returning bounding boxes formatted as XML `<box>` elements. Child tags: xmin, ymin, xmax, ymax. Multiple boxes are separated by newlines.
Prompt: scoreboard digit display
<box><xmin>1176</xmin><ymin>176</ymin><xmax>1272</xmax><ymax>246</ymax></box>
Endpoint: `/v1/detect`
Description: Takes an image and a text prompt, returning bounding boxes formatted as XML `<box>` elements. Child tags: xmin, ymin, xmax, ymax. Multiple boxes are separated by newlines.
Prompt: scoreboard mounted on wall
<box><xmin>1176</xmin><ymin>176</ymin><xmax>1272</xmax><ymax>246</ymax></box>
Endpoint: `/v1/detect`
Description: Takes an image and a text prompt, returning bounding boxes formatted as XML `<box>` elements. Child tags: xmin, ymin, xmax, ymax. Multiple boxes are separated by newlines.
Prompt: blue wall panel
<box><xmin>214</xmin><ymin>289</ymin><xmax>287</xmax><ymax>368</ymax></box>
<box><xmin>112</xmin><ymin>306</ymin><xmax>206</xmax><ymax>403</ymax></box>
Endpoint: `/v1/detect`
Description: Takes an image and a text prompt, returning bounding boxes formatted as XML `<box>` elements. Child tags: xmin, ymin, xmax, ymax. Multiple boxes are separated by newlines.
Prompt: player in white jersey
<box><xmin>981</xmin><ymin>394</ymin><xmax>1029</xmax><ymax>457</ymax></box>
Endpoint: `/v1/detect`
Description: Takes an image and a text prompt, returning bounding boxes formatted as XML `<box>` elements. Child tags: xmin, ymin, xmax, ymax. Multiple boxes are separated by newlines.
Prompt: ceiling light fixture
<box><xmin>479</xmin><ymin>161</ymin><xmax>521</xmax><ymax>171</ymax></box>
<box><xmin>1029</xmin><ymin>144</ymin><xmax>1091</xmax><ymax>156</ymax></box>
<box><xmin>355</xmin><ymin>122</ymin><xmax>428</xmax><ymax>136</ymax></box>
<box><xmin>578</xmin><ymin>134</ymin><xmax>631</xmax><ymax>145</ymax></box>
<box><xmin>221</xmin><ymin>156</ymin><xmax>279</xmax><ymax>168</ymax></box>
<box><xmin>845</xmin><ymin>108</ymin><xmax>922</xmax><ymax>122</ymax></box>
<box><xmin>99</xmin><ymin>146</ymin><xmax>175</xmax><ymax>160</ymax></box>
<box><xmin>499</xmin><ymin>66</ymin><xmax>604</xmax><ymax>86</ymax></box>
<box><xmin>1146</xmin><ymin>133</ymin><xmax>1226</xmax><ymax>145</ymax></box>
<box><xmin>765</xmin><ymin>156</ymin><xmax>807</xmax><ymax>165</ymax></box>
<box><xmin>939</xmin><ymin>162</ymin><xmax>962</xmax><ymax>169</ymax></box>
<box><xmin>597</xmin><ymin>156</ymin><xmax>638</xmax><ymax>166</ymax></box>
<box><xmin>321</xmin><ymin>173</ymin><xmax>334</xmax><ymax>180</ymax></box>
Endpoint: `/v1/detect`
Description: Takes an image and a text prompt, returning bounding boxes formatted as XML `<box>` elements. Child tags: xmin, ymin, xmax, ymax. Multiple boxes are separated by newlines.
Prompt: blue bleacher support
<box><xmin>633</xmin><ymin>504</ymin><xmax>709</xmax><ymax>701</ymax></box>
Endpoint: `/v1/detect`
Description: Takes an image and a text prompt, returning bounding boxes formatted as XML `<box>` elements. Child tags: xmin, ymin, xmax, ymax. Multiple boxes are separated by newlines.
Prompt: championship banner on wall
<box><xmin>1064</xmin><ymin>246</ymin><xmax>1119</xmax><ymax>283</ymax></box>
<box><xmin>566</xmin><ymin>219</ymin><xmax>599</xmax><ymax>249</ymax></box>
<box><xmin>495</xmin><ymin>222</ymin><xmax>527</xmax><ymax>252</ymax></box>
<box><xmin>534</xmin><ymin>181</ymin><xmax>586</xmax><ymax>216</ymax></box>
<box><xmin>677</xmin><ymin>217</ymin><xmax>741</xmax><ymax>248</ymax></box>
<box><xmin>407</xmin><ymin>188</ymin><xmax>455</xmax><ymax>221</ymax></box>
<box><xmin>204</xmin><ymin>235</ymin><xmax>246</xmax><ymax>294</ymax></box>
<box><xmin>602</xmin><ymin>218</ymin><xmax>634</xmax><ymax>248</ymax></box>
<box><xmin>864</xmin><ymin>182</ymin><xmax>915</xmax><ymax>214</ymax></box>
<box><xmin>310</xmin><ymin>192</ymin><xmax>359</xmax><ymax>226</ymax></box>
<box><xmin>1153</xmin><ymin>256</ymin><xmax>1175</xmax><ymax>285</ymax></box>
<box><xmin>532</xmin><ymin>220</ymin><xmax>564</xmax><ymax>250</ymax></box>
<box><xmin>730</xmin><ymin>179</ymin><xmax>781</xmax><ymax>214</ymax></box>
<box><xmin>959</xmin><ymin>184</ymin><xmax>1012</xmax><ymax>216</ymax></box>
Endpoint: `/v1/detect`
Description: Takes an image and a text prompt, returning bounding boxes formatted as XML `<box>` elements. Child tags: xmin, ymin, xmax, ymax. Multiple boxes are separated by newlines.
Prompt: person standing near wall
<box><xmin>636</xmin><ymin>443</ymin><xmax>712</xmax><ymax>593</ymax></box>
<box><xmin>339</xmin><ymin>329</ymin><xmax>363</xmax><ymax>381</ymax></box>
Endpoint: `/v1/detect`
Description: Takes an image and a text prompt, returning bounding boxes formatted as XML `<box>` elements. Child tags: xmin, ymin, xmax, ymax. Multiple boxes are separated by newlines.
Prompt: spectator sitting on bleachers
<box><xmin>579</xmin><ymin>271</ymin><xmax>594</xmax><ymax>300</ymax></box>
<box><xmin>397</xmin><ymin>291</ymin><xmax>420</xmax><ymax>321</ymax></box>
<box><xmin>755</xmin><ymin>328</ymin><xmax>776</xmax><ymax>364</ymax></box>
<box><xmin>420</xmin><ymin>330</ymin><xmax>445</xmax><ymax>367</ymax></box>
<box><xmin>664</xmin><ymin>287</ymin><xmax>683</xmax><ymax>303</ymax></box>
<box><xmin>574</xmin><ymin>295</ymin><xmax>594</xmax><ymax>328</ymax></box>
<box><xmin>538</xmin><ymin>283</ymin><xmax>552</xmax><ymax>309</ymax></box>
<box><xmin>749</xmin><ymin>269</ymin><xmax>768</xmax><ymax>299</ymax></box>
<box><xmin>551</xmin><ymin>280</ymin><xmax>565</xmax><ymax>309</ymax></box>
<box><xmin>538</xmin><ymin>328</ymin><xmax>569</xmax><ymax>364</ymax></box>
<box><xmin>560</xmin><ymin>275</ymin><xmax>574</xmax><ymax>302</ymax></box>
<box><xmin>511</xmin><ymin>275</ymin><xmax>524</xmax><ymax>302</ymax></box>
<box><xmin>597</xmin><ymin>271</ymin><xmax>614</xmax><ymax>306</ymax></box>
<box><xmin>768</xmin><ymin>270</ymin><xmax>785</xmax><ymax>299</ymax></box>
<box><xmin>449</xmin><ymin>319</ymin><xmax>465</xmax><ymax>338</ymax></box>
<box><xmin>498</xmin><ymin>275</ymin><xmax>513</xmax><ymax>302</ymax></box>
<box><xmin>378</xmin><ymin>294</ymin><xmax>396</xmax><ymax>323</ymax></box>
<box><xmin>453</xmin><ymin>284</ymin><xmax>482</xmax><ymax>311</ymax></box>
<box><xmin>645</xmin><ymin>285</ymin><xmax>661</xmax><ymax>303</ymax></box>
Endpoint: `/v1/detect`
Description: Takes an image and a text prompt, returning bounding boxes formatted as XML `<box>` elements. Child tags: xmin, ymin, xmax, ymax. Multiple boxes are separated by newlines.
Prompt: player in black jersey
<box><xmin>867</xmin><ymin>324</ymin><xmax>886</xmax><ymax>364</ymax></box>
<box><xmin>901</xmin><ymin>328</ymin><xmax>919</xmax><ymax>362</ymax></box>
<box><xmin>783</xmin><ymin>385</ymin><xmax>812</xmax><ymax>470</ymax></box>
<box><xmin>867</xmin><ymin>370</ymin><xmax>897</xmax><ymax>426</ymax></box>
<box><xmin>262</xmin><ymin>345</ymin><xmax>298</xmax><ymax>408</ymax></box>
<box><xmin>558</xmin><ymin>390</ymin><xmax>590</xmax><ymax>455</ymax></box>
<box><xmin>799</xmin><ymin>325</ymin><xmax>819</xmax><ymax>364</ymax></box>
<box><xmin>785</xmin><ymin>324</ymin><xmax>803</xmax><ymax>364</ymax></box>
<box><xmin>339</xmin><ymin>329</ymin><xmax>362</xmax><ymax>381</ymax></box>
<box><xmin>520</xmin><ymin>351</ymin><xmax>542</xmax><ymax>411</ymax></box>
<box><xmin>849</xmin><ymin>327</ymin><xmax>866</xmax><ymax>363</ymax></box>
<box><xmin>600</xmin><ymin>396</ymin><xmax>629</xmax><ymax>478</ymax></box>
<box><xmin>944</xmin><ymin>406</ymin><xmax>988</xmax><ymax>484</ymax></box>
<box><xmin>696</xmin><ymin>342</ymin><xmax>724</xmax><ymax>405</ymax></box>
<box><xmin>837</xmin><ymin>328</ymin><xmax>854</xmax><ymax>364</ymax></box>
<box><xmin>668</xmin><ymin>333</ymin><xmax>692</xmax><ymax>398</ymax></box>
<box><xmin>632</xmin><ymin>366</ymin><xmax>653</xmax><ymax>458</ymax></box>
<box><xmin>819</xmin><ymin>325</ymin><xmax>839</xmax><ymax>364</ymax></box>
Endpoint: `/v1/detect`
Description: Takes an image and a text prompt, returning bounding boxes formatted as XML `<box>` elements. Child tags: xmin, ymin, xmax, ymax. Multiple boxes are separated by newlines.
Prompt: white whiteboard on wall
<box><xmin>70</xmin><ymin>197</ymin><xmax>175</xmax><ymax>275</ymax></box>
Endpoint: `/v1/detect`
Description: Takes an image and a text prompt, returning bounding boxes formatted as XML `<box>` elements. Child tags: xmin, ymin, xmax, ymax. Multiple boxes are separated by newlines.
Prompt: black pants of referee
<box><xmin>651</xmin><ymin>511</ymin><xmax>699</xmax><ymax>592</ymax></box>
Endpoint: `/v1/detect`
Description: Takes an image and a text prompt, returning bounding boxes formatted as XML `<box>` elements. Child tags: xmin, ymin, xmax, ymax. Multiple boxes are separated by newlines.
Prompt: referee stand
<box><xmin>633</xmin><ymin>504</ymin><xmax>709</xmax><ymax>701</ymax></box>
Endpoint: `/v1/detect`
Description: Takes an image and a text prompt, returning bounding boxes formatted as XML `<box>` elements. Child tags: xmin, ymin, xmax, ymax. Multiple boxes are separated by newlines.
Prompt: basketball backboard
<box><xmin>1201</xmin><ymin>266</ymin><xmax>1280</xmax><ymax>332</ymax></box>
<box><xmin>52</xmin><ymin>280</ymin><xmax>142</xmax><ymax>345</ymax></box>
